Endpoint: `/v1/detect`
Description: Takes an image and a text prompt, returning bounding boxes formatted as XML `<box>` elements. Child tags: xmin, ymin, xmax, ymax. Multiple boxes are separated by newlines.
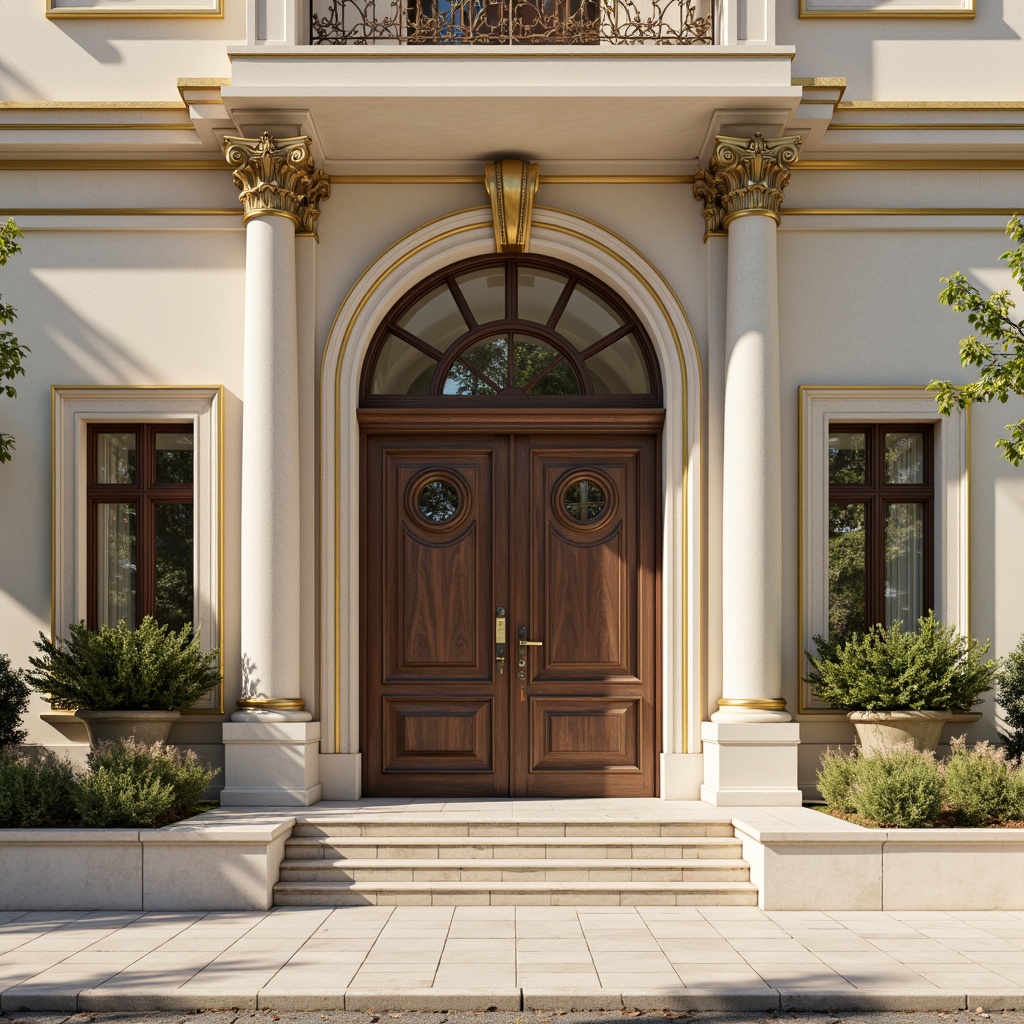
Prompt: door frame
<box><xmin>320</xmin><ymin>207</ymin><xmax>704</xmax><ymax>799</ymax></box>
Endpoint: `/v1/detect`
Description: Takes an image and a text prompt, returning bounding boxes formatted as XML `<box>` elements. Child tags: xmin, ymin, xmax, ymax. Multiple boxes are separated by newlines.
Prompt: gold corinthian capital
<box><xmin>223</xmin><ymin>132</ymin><xmax>331</xmax><ymax>236</ymax></box>
<box><xmin>692</xmin><ymin>131</ymin><xmax>802</xmax><ymax>238</ymax></box>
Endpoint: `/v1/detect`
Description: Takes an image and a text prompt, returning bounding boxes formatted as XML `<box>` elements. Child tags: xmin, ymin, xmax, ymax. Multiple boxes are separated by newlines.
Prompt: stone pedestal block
<box><xmin>220</xmin><ymin>721</ymin><xmax>322</xmax><ymax>806</ymax></box>
<box><xmin>700</xmin><ymin>720</ymin><xmax>802</xmax><ymax>806</ymax></box>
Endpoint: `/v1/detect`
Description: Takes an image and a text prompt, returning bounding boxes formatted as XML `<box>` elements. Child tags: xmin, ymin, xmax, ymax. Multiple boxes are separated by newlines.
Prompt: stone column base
<box><xmin>220</xmin><ymin>721</ymin><xmax>322</xmax><ymax>806</ymax></box>
<box><xmin>699</xmin><ymin>721</ymin><xmax>803</xmax><ymax>806</ymax></box>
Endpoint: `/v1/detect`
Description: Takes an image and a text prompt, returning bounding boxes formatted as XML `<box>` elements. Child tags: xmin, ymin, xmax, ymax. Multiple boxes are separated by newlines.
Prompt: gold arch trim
<box><xmin>324</xmin><ymin>205</ymin><xmax>702</xmax><ymax>757</ymax></box>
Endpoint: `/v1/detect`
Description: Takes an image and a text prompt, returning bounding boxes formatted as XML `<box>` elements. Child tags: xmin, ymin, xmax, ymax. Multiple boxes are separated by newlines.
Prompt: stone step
<box><xmin>278</xmin><ymin>857</ymin><xmax>751</xmax><ymax>883</ymax></box>
<box><xmin>273</xmin><ymin>879</ymin><xmax>760</xmax><ymax>907</ymax></box>
<box><xmin>283</xmin><ymin>835</ymin><xmax>744</xmax><ymax>861</ymax></box>
<box><xmin>290</xmin><ymin>820</ymin><xmax>736</xmax><ymax>839</ymax></box>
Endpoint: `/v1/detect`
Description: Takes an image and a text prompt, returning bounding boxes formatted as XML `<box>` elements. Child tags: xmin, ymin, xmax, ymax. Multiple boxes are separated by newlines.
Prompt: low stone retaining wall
<box><xmin>734</xmin><ymin>816</ymin><xmax>1024</xmax><ymax>911</ymax></box>
<box><xmin>0</xmin><ymin>818</ymin><xmax>292</xmax><ymax>911</ymax></box>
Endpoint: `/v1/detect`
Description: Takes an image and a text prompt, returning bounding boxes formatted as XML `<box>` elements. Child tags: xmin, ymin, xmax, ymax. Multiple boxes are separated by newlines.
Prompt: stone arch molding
<box><xmin>318</xmin><ymin>205</ymin><xmax>704</xmax><ymax>798</ymax></box>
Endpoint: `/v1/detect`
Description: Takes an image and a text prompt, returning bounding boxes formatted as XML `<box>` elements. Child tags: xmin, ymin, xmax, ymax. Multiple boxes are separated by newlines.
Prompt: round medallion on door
<box><xmin>554</xmin><ymin>469</ymin><xmax>615</xmax><ymax>529</ymax></box>
<box><xmin>407</xmin><ymin>470</ymin><xmax>469</xmax><ymax>529</ymax></box>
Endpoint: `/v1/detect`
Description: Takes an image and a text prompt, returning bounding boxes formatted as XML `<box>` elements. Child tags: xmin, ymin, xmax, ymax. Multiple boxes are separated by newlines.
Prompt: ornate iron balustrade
<box><xmin>311</xmin><ymin>0</ymin><xmax>713</xmax><ymax>44</ymax></box>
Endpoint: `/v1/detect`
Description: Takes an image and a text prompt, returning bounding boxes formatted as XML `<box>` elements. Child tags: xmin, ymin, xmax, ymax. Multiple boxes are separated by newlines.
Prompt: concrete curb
<box><xmin>4</xmin><ymin>986</ymin><xmax>1021</xmax><ymax>1012</ymax></box>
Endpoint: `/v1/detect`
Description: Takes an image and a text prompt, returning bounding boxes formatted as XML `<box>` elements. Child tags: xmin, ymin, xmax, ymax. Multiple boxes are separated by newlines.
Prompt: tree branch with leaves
<box><xmin>930</xmin><ymin>215</ymin><xmax>1024</xmax><ymax>465</ymax></box>
<box><xmin>0</xmin><ymin>218</ymin><xmax>28</xmax><ymax>464</ymax></box>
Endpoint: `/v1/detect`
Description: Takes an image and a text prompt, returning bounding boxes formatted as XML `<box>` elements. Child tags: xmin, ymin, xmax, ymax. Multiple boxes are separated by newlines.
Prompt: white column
<box><xmin>695</xmin><ymin>133</ymin><xmax>803</xmax><ymax>806</ymax></box>
<box><xmin>237</xmin><ymin>212</ymin><xmax>307</xmax><ymax>722</ymax></box>
<box><xmin>219</xmin><ymin>133</ymin><xmax>329</xmax><ymax>806</ymax></box>
<box><xmin>717</xmin><ymin>211</ymin><xmax>788</xmax><ymax>724</ymax></box>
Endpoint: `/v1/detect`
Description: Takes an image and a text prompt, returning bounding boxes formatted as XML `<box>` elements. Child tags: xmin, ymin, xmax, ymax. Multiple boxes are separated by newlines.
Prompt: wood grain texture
<box><xmin>362</xmin><ymin>418</ymin><xmax>658</xmax><ymax>797</ymax></box>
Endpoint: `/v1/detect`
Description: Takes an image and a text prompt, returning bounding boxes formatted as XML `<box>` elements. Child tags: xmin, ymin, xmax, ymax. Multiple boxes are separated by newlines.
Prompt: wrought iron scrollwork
<box><xmin>311</xmin><ymin>0</ymin><xmax>712</xmax><ymax>44</ymax></box>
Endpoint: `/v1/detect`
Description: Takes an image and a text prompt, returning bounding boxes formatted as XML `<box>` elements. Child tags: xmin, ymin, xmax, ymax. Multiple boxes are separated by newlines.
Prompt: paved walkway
<box><xmin>2</xmin><ymin>906</ymin><xmax>1024</xmax><ymax>1014</ymax></box>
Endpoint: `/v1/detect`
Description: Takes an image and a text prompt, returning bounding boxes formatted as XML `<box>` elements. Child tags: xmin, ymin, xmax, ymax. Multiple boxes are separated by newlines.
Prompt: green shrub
<box><xmin>86</xmin><ymin>738</ymin><xmax>218</xmax><ymax>817</ymax></box>
<box><xmin>75</xmin><ymin>767</ymin><xmax>177</xmax><ymax>828</ymax></box>
<box><xmin>851</xmin><ymin>744</ymin><xmax>944</xmax><ymax>827</ymax></box>
<box><xmin>28</xmin><ymin>617</ymin><xmax>220</xmax><ymax>712</ymax></box>
<box><xmin>0</xmin><ymin>652</ymin><xmax>29</xmax><ymax>747</ymax></box>
<box><xmin>998</xmin><ymin>635</ymin><xmax>1024</xmax><ymax>760</ymax></box>
<box><xmin>817</xmin><ymin>747</ymin><xmax>859</xmax><ymax>813</ymax></box>
<box><xmin>943</xmin><ymin>736</ymin><xmax>1024</xmax><ymax>825</ymax></box>
<box><xmin>0</xmin><ymin>748</ymin><xmax>80</xmax><ymax>827</ymax></box>
<box><xmin>806</xmin><ymin>612</ymin><xmax>998</xmax><ymax>712</ymax></box>
<box><xmin>72</xmin><ymin>738</ymin><xmax>219</xmax><ymax>827</ymax></box>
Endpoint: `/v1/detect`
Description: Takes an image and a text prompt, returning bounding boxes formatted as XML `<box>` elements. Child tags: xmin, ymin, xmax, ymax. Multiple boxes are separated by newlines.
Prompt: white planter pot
<box><xmin>847</xmin><ymin>710</ymin><xmax>953</xmax><ymax>754</ymax></box>
<box><xmin>76</xmin><ymin>709</ymin><xmax>181</xmax><ymax>748</ymax></box>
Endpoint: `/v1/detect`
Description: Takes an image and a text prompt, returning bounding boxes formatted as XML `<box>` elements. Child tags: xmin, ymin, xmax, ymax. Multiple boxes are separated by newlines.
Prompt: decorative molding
<box><xmin>692</xmin><ymin>132</ymin><xmax>801</xmax><ymax>239</ymax></box>
<box><xmin>223</xmin><ymin>133</ymin><xmax>331</xmax><ymax>235</ymax></box>
<box><xmin>483</xmin><ymin>159</ymin><xmax>541</xmax><ymax>254</ymax></box>
<box><xmin>797</xmin><ymin>386</ymin><xmax>968</xmax><ymax>716</ymax></box>
<box><xmin>51</xmin><ymin>386</ymin><xmax>225</xmax><ymax>715</ymax></box>
<box><xmin>800</xmin><ymin>0</ymin><xmax>973</xmax><ymax>17</ymax></box>
<box><xmin>47</xmin><ymin>0</ymin><xmax>222</xmax><ymax>16</ymax></box>
<box><xmin>692</xmin><ymin>168</ymin><xmax>725</xmax><ymax>240</ymax></box>
<box><xmin>712</xmin><ymin>132</ymin><xmax>802</xmax><ymax>227</ymax></box>
<box><xmin>318</xmin><ymin>206</ymin><xmax>704</xmax><ymax>757</ymax></box>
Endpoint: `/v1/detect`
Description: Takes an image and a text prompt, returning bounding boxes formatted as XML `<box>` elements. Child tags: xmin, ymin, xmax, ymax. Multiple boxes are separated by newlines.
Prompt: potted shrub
<box><xmin>26</xmin><ymin>617</ymin><xmax>220</xmax><ymax>747</ymax></box>
<box><xmin>805</xmin><ymin>611</ymin><xmax>997</xmax><ymax>753</ymax></box>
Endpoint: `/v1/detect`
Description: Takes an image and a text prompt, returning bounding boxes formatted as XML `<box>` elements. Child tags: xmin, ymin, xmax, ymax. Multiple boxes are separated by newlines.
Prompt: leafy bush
<box><xmin>0</xmin><ymin>748</ymin><xmax>80</xmax><ymax>827</ymax></box>
<box><xmin>85</xmin><ymin>738</ymin><xmax>218</xmax><ymax>817</ymax></box>
<box><xmin>944</xmin><ymin>736</ymin><xmax>1024</xmax><ymax>825</ymax></box>
<box><xmin>850</xmin><ymin>744</ymin><xmax>944</xmax><ymax>827</ymax></box>
<box><xmin>806</xmin><ymin>612</ymin><xmax>998</xmax><ymax>712</ymax></box>
<box><xmin>998</xmin><ymin>635</ymin><xmax>1024</xmax><ymax>760</ymax></box>
<box><xmin>76</xmin><ymin>766</ymin><xmax>177</xmax><ymax>828</ymax></box>
<box><xmin>0</xmin><ymin>652</ymin><xmax>29</xmax><ymax>747</ymax></box>
<box><xmin>28</xmin><ymin>617</ymin><xmax>220</xmax><ymax>712</ymax></box>
<box><xmin>817</xmin><ymin>747</ymin><xmax>859</xmax><ymax>813</ymax></box>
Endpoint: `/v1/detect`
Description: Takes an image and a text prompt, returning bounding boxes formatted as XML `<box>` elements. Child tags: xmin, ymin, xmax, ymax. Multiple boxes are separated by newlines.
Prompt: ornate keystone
<box><xmin>484</xmin><ymin>159</ymin><xmax>540</xmax><ymax>253</ymax></box>
<box><xmin>223</xmin><ymin>132</ymin><xmax>331</xmax><ymax>236</ymax></box>
<box><xmin>693</xmin><ymin>131</ymin><xmax>802</xmax><ymax>238</ymax></box>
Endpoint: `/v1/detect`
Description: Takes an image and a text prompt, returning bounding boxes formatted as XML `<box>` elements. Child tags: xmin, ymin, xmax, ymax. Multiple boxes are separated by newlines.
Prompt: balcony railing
<box><xmin>311</xmin><ymin>0</ymin><xmax>713</xmax><ymax>45</ymax></box>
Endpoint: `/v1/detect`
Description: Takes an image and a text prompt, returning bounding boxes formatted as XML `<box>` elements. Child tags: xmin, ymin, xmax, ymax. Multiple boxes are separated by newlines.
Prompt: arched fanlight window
<box><xmin>361</xmin><ymin>254</ymin><xmax>662</xmax><ymax>404</ymax></box>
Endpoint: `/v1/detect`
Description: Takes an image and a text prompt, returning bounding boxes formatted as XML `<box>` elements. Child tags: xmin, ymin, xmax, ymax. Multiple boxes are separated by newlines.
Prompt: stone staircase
<box><xmin>273</xmin><ymin>818</ymin><xmax>759</xmax><ymax>907</ymax></box>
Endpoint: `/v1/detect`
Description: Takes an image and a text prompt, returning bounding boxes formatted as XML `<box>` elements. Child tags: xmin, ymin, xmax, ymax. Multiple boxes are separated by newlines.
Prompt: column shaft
<box><xmin>239</xmin><ymin>213</ymin><xmax>303</xmax><ymax>710</ymax></box>
<box><xmin>717</xmin><ymin>212</ymin><xmax>788</xmax><ymax>721</ymax></box>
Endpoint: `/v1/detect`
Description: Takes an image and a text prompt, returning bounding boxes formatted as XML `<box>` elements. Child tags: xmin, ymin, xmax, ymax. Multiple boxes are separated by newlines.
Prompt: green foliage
<box><xmin>27</xmin><ymin>616</ymin><xmax>220</xmax><ymax>712</ymax></box>
<box><xmin>998</xmin><ymin>634</ymin><xmax>1024</xmax><ymax>759</ymax></box>
<box><xmin>817</xmin><ymin>747</ymin><xmax>859</xmax><ymax>813</ymax></box>
<box><xmin>0</xmin><ymin>218</ymin><xmax>28</xmax><ymax>465</ymax></box>
<box><xmin>0</xmin><ymin>748</ymin><xmax>80</xmax><ymax>827</ymax></box>
<box><xmin>75</xmin><ymin>764</ymin><xmax>177</xmax><ymax>828</ymax></box>
<box><xmin>806</xmin><ymin>611</ymin><xmax>998</xmax><ymax>712</ymax></box>
<box><xmin>944</xmin><ymin>736</ymin><xmax>1024</xmax><ymax>825</ymax></box>
<box><xmin>0</xmin><ymin>739</ymin><xmax>217</xmax><ymax>829</ymax></box>
<box><xmin>850</xmin><ymin>744</ymin><xmax>944</xmax><ymax>828</ymax></box>
<box><xmin>0</xmin><ymin>652</ymin><xmax>29</xmax><ymax>747</ymax></box>
<box><xmin>86</xmin><ymin>737</ymin><xmax>218</xmax><ymax>817</ymax></box>
<box><xmin>930</xmin><ymin>214</ymin><xmax>1024</xmax><ymax>465</ymax></box>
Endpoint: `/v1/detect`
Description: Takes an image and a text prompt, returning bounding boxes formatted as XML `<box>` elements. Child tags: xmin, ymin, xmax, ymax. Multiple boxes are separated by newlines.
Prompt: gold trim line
<box><xmin>237</xmin><ymin>697</ymin><xmax>307</xmax><ymax>711</ymax></box>
<box><xmin>717</xmin><ymin>697</ymin><xmax>788</xmax><ymax>709</ymax></box>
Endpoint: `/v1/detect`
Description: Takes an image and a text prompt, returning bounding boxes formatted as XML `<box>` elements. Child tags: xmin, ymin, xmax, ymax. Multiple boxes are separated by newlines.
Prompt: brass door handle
<box><xmin>517</xmin><ymin>625</ymin><xmax>543</xmax><ymax>647</ymax></box>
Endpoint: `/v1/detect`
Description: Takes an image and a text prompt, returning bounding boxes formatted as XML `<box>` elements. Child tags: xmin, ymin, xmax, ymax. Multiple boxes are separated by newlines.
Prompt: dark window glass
<box><xmin>826</xmin><ymin>423</ymin><xmax>933</xmax><ymax>642</ymax></box>
<box><xmin>363</xmin><ymin>255</ymin><xmax>659</xmax><ymax>402</ymax></box>
<box><xmin>88</xmin><ymin>424</ymin><xmax>194</xmax><ymax>631</ymax></box>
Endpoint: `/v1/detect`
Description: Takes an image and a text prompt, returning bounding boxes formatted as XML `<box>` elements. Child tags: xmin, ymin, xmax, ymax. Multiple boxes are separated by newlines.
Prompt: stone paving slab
<box><xmin>1</xmin><ymin>906</ymin><xmax>1024</xmax><ymax>1012</ymax></box>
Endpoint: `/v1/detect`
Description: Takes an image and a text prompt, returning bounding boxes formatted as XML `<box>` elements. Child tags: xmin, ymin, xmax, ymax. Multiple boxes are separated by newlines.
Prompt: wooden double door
<box><xmin>361</xmin><ymin>413</ymin><xmax>661</xmax><ymax>797</ymax></box>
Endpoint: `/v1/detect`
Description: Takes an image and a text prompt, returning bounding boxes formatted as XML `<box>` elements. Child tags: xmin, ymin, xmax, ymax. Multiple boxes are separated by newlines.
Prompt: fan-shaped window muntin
<box><xmin>363</xmin><ymin>255</ymin><xmax>661</xmax><ymax>403</ymax></box>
